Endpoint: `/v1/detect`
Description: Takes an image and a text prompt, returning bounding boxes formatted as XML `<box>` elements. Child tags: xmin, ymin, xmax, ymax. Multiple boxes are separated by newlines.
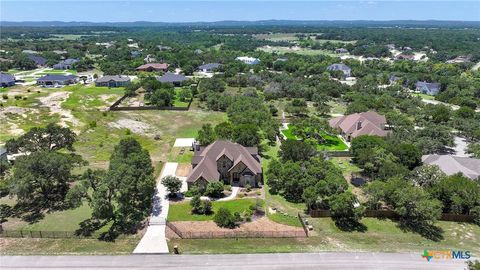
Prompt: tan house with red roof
<box><xmin>329</xmin><ymin>111</ymin><xmax>389</xmax><ymax>141</ymax></box>
<box><xmin>187</xmin><ymin>140</ymin><xmax>262</xmax><ymax>189</ymax></box>
<box><xmin>136</xmin><ymin>63</ymin><xmax>169</xmax><ymax>72</ymax></box>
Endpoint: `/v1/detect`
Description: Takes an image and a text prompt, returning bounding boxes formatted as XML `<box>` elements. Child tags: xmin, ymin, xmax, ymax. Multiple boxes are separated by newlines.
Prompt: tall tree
<box><xmin>6</xmin><ymin>124</ymin><xmax>76</xmax><ymax>153</ymax></box>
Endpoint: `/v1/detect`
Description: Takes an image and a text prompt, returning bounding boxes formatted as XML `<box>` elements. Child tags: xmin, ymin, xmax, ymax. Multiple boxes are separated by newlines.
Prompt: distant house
<box><xmin>156</xmin><ymin>72</ymin><xmax>188</xmax><ymax>86</ymax></box>
<box><xmin>416</xmin><ymin>81</ymin><xmax>441</xmax><ymax>96</ymax></box>
<box><xmin>276</xmin><ymin>57</ymin><xmax>288</xmax><ymax>62</ymax></box>
<box><xmin>52</xmin><ymin>50</ymin><xmax>68</xmax><ymax>55</ymax></box>
<box><xmin>327</xmin><ymin>63</ymin><xmax>352</xmax><ymax>78</ymax></box>
<box><xmin>386</xmin><ymin>44</ymin><xmax>396</xmax><ymax>50</ymax></box>
<box><xmin>388</xmin><ymin>75</ymin><xmax>401</xmax><ymax>84</ymax></box>
<box><xmin>446</xmin><ymin>56</ymin><xmax>471</xmax><ymax>64</ymax></box>
<box><xmin>329</xmin><ymin>111</ymin><xmax>389</xmax><ymax>142</ymax></box>
<box><xmin>198</xmin><ymin>63</ymin><xmax>221</xmax><ymax>73</ymax></box>
<box><xmin>395</xmin><ymin>54</ymin><xmax>415</xmax><ymax>61</ymax></box>
<box><xmin>136</xmin><ymin>63</ymin><xmax>169</xmax><ymax>72</ymax></box>
<box><xmin>131</xmin><ymin>51</ymin><xmax>141</xmax><ymax>58</ymax></box>
<box><xmin>187</xmin><ymin>140</ymin><xmax>262</xmax><ymax>189</ymax></box>
<box><xmin>22</xmin><ymin>50</ymin><xmax>38</xmax><ymax>55</ymax></box>
<box><xmin>422</xmin><ymin>155</ymin><xmax>480</xmax><ymax>180</ymax></box>
<box><xmin>37</xmin><ymin>74</ymin><xmax>78</xmax><ymax>87</ymax></box>
<box><xmin>401</xmin><ymin>46</ymin><xmax>412</xmax><ymax>51</ymax></box>
<box><xmin>143</xmin><ymin>54</ymin><xmax>157</xmax><ymax>63</ymax></box>
<box><xmin>157</xmin><ymin>45</ymin><xmax>172</xmax><ymax>51</ymax></box>
<box><xmin>335</xmin><ymin>48</ymin><xmax>348</xmax><ymax>54</ymax></box>
<box><xmin>0</xmin><ymin>72</ymin><xmax>15</xmax><ymax>87</ymax></box>
<box><xmin>194</xmin><ymin>49</ymin><xmax>203</xmax><ymax>54</ymax></box>
<box><xmin>236</xmin><ymin>56</ymin><xmax>260</xmax><ymax>65</ymax></box>
<box><xmin>27</xmin><ymin>54</ymin><xmax>47</xmax><ymax>67</ymax></box>
<box><xmin>53</xmin><ymin>58</ymin><xmax>79</xmax><ymax>70</ymax></box>
<box><xmin>95</xmin><ymin>75</ymin><xmax>131</xmax><ymax>87</ymax></box>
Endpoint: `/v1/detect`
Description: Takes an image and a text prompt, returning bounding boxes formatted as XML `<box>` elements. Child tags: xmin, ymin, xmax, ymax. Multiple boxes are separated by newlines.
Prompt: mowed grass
<box><xmin>168</xmin><ymin>199</ymin><xmax>260</xmax><ymax>221</ymax></box>
<box><xmin>281</xmin><ymin>124</ymin><xmax>348</xmax><ymax>151</ymax></box>
<box><xmin>169</xmin><ymin>218</ymin><xmax>480</xmax><ymax>254</ymax></box>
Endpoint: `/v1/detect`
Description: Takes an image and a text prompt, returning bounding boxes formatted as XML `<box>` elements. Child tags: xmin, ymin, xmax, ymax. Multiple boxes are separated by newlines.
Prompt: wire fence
<box><xmin>166</xmin><ymin>221</ymin><xmax>306</xmax><ymax>239</ymax></box>
<box><xmin>0</xmin><ymin>229</ymin><xmax>127</xmax><ymax>239</ymax></box>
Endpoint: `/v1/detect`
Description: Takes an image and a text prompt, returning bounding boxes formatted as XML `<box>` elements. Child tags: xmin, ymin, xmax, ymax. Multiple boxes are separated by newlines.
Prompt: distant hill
<box><xmin>1</xmin><ymin>20</ymin><xmax>480</xmax><ymax>28</ymax></box>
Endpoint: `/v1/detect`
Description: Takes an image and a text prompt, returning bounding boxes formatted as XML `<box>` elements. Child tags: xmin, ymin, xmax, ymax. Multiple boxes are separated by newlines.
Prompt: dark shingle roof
<box><xmin>416</xmin><ymin>81</ymin><xmax>440</xmax><ymax>92</ymax></box>
<box><xmin>27</xmin><ymin>54</ymin><xmax>47</xmax><ymax>66</ymax></box>
<box><xmin>37</xmin><ymin>74</ymin><xmax>77</xmax><ymax>82</ymax></box>
<box><xmin>327</xmin><ymin>63</ymin><xmax>351</xmax><ymax>72</ymax></box>
<box><xmin>157</xmin><ymin>73</ymin><xmax>188</xmax><ymax>83</ymax></box>
<box><xmin>0</xmin><ymin>72</ymin><xmax>15</xmax><ymax>84</ymax></box>
<box><xmin>198</xmin><ymin>63</ymin><xmax>221</xmax><ymax>71</ymax></box>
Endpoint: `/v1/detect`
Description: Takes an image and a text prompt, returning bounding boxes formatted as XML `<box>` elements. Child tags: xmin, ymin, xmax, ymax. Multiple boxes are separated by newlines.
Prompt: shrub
<box><xmin>161</xmin><ymin>176</ymin><xmax>182</xmax><ymax>197</ymax></box>
<box><xmin>2</xmin><ymin>94</ymin><xmax>7</xmax><ymax>99</ymax></box>
<box><xmin>14</xmin><ymin>95</ymin><xmax>22</xmax><ymax>100</ymax></box>
<box><xmin>190</xmin><ymin>195</ymin><xmax>202</xmax><ymax>214</ymax></box>
<box><xmin>234</xmin><ymin>212</ymin><xmax>242</xmax><ymax>222</ymax></box>
<box><xmin>201</xmin><ymin>199</ymin><xmax>213</xmax><ymax>215</ymax></box>
<box><xmin>185</xmin><ymin>186</ymin><xmax>200</xmax><ymax>197</ymax></box>
<box><xmin>89</xmin><ymin>121</ymin><xmax>97</xmax><ymax>129</ymax></box>
<box><xmin>245</xmin><ymin>183</ymin><xmax>252</xmax><ymax>192</ymax></box>
<box><xmin>224</xmin><ymin>184</ymin><xmax>232</xmax><ymax>191</ymax></box>
<box><xmin>205</xmin><ymin>182</ymin><xmax>224</xmax><ymax>198</ymax></box>
<box><xmin>214</xmin><ymin>207</ymin><xmax>236</xmax><ymax>228</ymax></box>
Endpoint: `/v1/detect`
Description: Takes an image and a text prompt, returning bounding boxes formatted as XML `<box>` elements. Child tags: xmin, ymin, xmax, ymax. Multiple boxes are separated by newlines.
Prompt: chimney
<box><xmin>357</xmin><ymin>121</ymin><xmax>362</xmax><ymax>130</ymax></box>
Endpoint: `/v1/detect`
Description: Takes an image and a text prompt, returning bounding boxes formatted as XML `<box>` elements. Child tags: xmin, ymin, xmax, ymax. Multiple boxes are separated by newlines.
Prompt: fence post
<box><xmin>20</xmin><ymin>230</ymin><xmax>23</xmax><ymax>238</ymax></box>
<box><xmin>39</xmin><ymin>231</ymin><xmax>42</xmax><ymax>238</ymax></box>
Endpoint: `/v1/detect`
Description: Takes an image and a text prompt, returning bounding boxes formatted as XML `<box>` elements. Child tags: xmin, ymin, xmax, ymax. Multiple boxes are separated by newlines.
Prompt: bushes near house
<box><xmin>205</xmin><ymin>182</ymin><xmax>225</xmax><ymax>198</ymax></box>
<box><xmin>214</xmin><ymin>207</ymin><xmax>236</xmax><ymax>228</ymax></box>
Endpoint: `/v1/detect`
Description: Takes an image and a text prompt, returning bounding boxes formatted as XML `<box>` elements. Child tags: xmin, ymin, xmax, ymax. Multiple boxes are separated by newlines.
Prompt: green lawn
<box><xmin>173</xmin><ymin>88</ymin><xmax>191</xmax><ymax>107</ymax></box>
<box><xmin>413</xmin><ymin>93</ymin><xmax>435</xmax><ymax>100</ymax></box>
<box><xmin>168</xmin><ymin>199</ymin><xmax>261</xmax><ymax>221</ymax></box>
<box><xmin>267</xmin><ymin>213</ymin><xmax>302</xmax><ymax>227</ymax></box>
<box><xmin>281</xmin><ymin>124</ymin><xmax>348</xmax><ymax>151</ymax></box>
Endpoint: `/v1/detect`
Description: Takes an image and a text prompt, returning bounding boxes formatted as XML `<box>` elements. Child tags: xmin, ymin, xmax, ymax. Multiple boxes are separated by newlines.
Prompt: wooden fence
<box><xmin>108</xmin><ymin>95</ymin><xmax>193</xmax><ymax>111</ymax></box>
<box><xmin>309</xmin><ymin>209</ymin><xmax>476</xmax><ymax>222</ymax></box>
<box><xmin>166</xmin><ymin>221</ymin><xmax>306</xmax><ymax>239</ymax></box>
<box><xmin>297</xmin><ymin>213</ymin><xmax>309</xmax><ymax>237</ymax></box>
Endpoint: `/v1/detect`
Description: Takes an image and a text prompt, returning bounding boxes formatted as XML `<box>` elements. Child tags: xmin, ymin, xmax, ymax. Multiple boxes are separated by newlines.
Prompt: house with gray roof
<box><xmin>53</xmin><ymin>58</ymin><xmax>79</xmax><ymax>70</ymax></box>
<box><xmin>95</xmin><ymin>75</ymin><xmax>131</xmax><ymax>87</ymax></box>
<box><xmin>198</xmin><ymin>63</ymin><xmax>221</xmax><ymax>73</ymax></box>
<box><xmin>37</xmin><ymin>74</ymin><xmax>78</xmax><ymax>87</ymax></box>
<box><xmin>27</xmin><ymin>54</ymin><xmax>47</xmax><ymax>67</ymax></box>
<box><xmin>187</xmin><ymin>140</ymin><xmax>262</xmax><ymax>189</ymax></box>
<box><xmin>0</xmin><ymin>72</ymin><xmax>15</xmax><ymax>87</ymax></box>
<box><xmin>329</xmin><ymin>111</ymin><xmax>389</xmax><ymax>141</ymax></box>
<box><xmin>156</xmin><ymin>73</ymin><xmax>188</xmax><ymax>86</ymax></box>
<box><xmin>422</xmin><ymin>155</ymin><xmax>480</xmax><ymax>180</ymax></box>
<box><xmin>327</xmin><ymin>63</ymin><xmax>352</xmax><ymax>78</ymax></box>
<box><xmin>416</xmin><ymin>81</ymin><xmax>441</xmax><ymax>96</ymax></box>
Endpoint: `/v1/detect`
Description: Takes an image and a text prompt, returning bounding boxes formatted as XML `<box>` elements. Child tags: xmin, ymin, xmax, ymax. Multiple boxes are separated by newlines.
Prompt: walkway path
<box><xmin>133</xmin><ymin>162</ymin><xmax>179</xmax><ymax>254</ymax></box>
<box><xmin>217</xmin><ymin>186</ymin><xmax>240</xmax><ymax>201</ymax></box>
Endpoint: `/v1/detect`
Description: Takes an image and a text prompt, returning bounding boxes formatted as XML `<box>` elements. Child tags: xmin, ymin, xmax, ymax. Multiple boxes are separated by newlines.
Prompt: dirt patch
<box><xmin>108</xmin><ymin>118</ymin><xmax>153</xmax><ymax>135</ymax></box>
<box><xmin>171</xmin><ymin>217</ymin><xmax>304</xmax><ymax>235</ymax></box>
<box><xmin>176</xmin><ymin>163</ymin><xmax>192</xmax><ymax>177</ymax></box>
<box><xmin>38</xmin><ymin>92</ymin><xmax>80</xmax><ymax>128</ymax></box>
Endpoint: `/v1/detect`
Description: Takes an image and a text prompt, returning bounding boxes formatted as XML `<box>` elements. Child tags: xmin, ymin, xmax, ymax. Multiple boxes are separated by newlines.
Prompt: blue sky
<box><xmin>1</xmin><ymin>1</ymin><xmax>479</xmax><ymax>22</ymax></box>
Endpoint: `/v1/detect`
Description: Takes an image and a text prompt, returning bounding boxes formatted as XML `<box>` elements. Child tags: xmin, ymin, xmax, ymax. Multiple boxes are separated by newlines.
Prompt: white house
<box><xmin>236</xmin><ymin>56</ymin><xmax>260</xmax><ymax>65</ymax></box>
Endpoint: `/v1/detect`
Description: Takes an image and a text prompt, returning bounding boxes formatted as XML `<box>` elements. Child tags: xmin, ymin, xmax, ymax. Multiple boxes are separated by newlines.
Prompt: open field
<box><xmin>280</xmin><ymin>124</ymin><xmax>348</xmax><ymax>151</ymax></box>
<box><xmin>253</xmin><ymin>33</ymin><xmax>302</xmax><ymax>42</ymax></box>
<box><xmin>257</xmin><ymin>46</ymin><xmax>335</xmax><ymax>56</ymax></box>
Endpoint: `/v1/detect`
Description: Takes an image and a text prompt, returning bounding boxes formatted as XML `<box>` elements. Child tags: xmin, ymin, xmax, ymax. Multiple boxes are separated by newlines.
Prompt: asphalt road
<box><xmin>0</xmin><ymin>252</ymin><xmax>469</xmax><ymax>270</ymax></box>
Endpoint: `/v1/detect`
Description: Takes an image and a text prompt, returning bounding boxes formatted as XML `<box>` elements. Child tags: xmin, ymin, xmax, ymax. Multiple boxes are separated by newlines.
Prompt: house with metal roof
<box><xmin>329</xmin><ymin>111</ymin><xmax>389</xmax><ymax>141</ymax></box>
<box><xmin>136</xmin><ymin>63</ymin><xmax>169</xmax><ymax>72</ymax></box>
<box><xmin>187</xmin><ymin>140</ymin><xmax>262</xmax><ymax>189</ymax></box>
<box><xmin>416</xmin><ymin>81</ymin><xmax>441</xmax><ymax>96</ymax></box>
<box><xmin>422</xmin><ymin>155</ymin><xmax>480</xmax><ymax>180</ymax></box>
<box><xmin>95</xmin><ymin>75</ymin><xmax>131</xmax><ymax>87</ymax></box>
<box><xmin>197</xmin><ymin>63</ymin><xmax>221</xmax><ymax>73</ymax></box>
<box><xmin>236</xmin><ymin>56</ymin><xmax>260</xmax><ymax>65</ymax></box>
<box><xmin>156</xmin><ymin>73</ymin><xmax>188</xmax><ymax>86</ymax></box>
<box><xmin>37</xmin><ymin>74</ymin><xmax>78</xmax><ymax>87</ymax></box>
<box><xmin>53</xmin><ymin>58</ymin><xmax>79</xmax><ymax>70</ymax></box>
<box><xmin>0</xmin><ymin>72</ymin><xmax>15</xmax><ymax>87</ymax></box>
<box><xmin>327</xmin><ymin>63</ymin><xmax>352</xmax><ymax>78</ymax></box>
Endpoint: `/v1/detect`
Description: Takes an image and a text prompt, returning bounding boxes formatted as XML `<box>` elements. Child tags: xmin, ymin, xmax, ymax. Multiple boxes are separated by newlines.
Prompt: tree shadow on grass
<box><xmin>333</xmin><ymin>217</ymin><xmax>367</xmax><ymax>232</ymax></box>
<box><xmin>398</xmin><ymin>219</ymin><xmax>444</xmax><ymax>242</ymax></box>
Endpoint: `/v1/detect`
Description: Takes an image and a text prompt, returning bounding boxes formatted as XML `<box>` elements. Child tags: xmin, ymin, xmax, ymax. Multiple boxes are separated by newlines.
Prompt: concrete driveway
<box><xmin>133</xmin><ymin>162</ymin><xmax>179</xmax><ymax>254</ymax></box>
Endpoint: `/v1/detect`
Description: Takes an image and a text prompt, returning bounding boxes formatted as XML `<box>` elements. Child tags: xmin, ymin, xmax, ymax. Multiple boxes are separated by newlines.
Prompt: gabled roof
<box><xmin>157</xmin><ymin>73</ymin><xmax>187</xmax><ymax>83</ymax></box>
<box><xmin>136</xmin><ymin>63</ymin><xmax>169</xmax><ymax>70</ymax></box>
<box><xmin>416</xmin><ymin>81</ymin><xmax>440</xmax><ymax>92</ymax></box>
<box><xmin>37</xmin><ymin>74</ymin><xmax>77</xmax><ymax>81</ymax></box>
<box><xmin>187</xmin><ymin>140</ymin><xmax>261</xmax><ymax>183</ymax></box>
<box><xmin>95</xmin><ymin>75</ymin><xmax>131</xmax><ymax>83</ymax></box>
<box><xmin>27</xmin><ymin>54</ymin><xmax>47</xmax><ymax>66</ymax></box>
<box><xmin>422</xmin><ymin>155</ymin><xmax>480</xmax><ymax>180</ymax></box>
<box><xmin>0</xmin><ymin>72</ymin><xmax>15</xmax><ymax>84</ymax></box>
<box><xmin>327</xmin><ymin>63</ymin><xmax>351</xmax><ymax>72</ymax></box>
<box><xmin>329</xmin><ymin>111</ymin><xmax>388</xmax><ymax>138</ymax></box>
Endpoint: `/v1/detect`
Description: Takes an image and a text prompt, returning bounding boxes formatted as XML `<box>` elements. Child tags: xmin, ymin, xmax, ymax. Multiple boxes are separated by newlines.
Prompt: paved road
<box><xmin>0</xmin><ymin>253</ymin><xmax>469</xmax><ymax>269</ymax></box>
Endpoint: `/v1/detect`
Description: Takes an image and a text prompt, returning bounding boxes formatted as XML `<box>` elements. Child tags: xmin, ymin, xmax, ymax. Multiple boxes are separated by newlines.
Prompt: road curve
<box><xmin>0</xmin><ymin>252</ymin><xmax>469</xmax><ymax>270</ymax></box>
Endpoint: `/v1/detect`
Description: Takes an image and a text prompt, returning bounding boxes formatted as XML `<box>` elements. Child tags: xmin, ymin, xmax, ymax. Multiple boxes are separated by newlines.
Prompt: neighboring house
<box><xmin>395</xmin><ymin>54</ymin><xmax>415</xmax><ymax>61</ymax></box>
<box><xmin>95</xmin><ymin>75</ymin><xmax>131</xmax><ymax>87</ymax></box>
<box><xmin>37</xmin><ymin>74</ymin><xmax>78</xmax><ymax>86</ymax></box>
<box><xmin>327</xmin><ymin>63</ymin><xmax>352</xmax><ymax>78</ymax></box>
<box><xmin>329</xmin><ymin>111</ymin><xmax>389</xmax><ymax>141</ymax></box>
<box><xmin>446</xmin><ymin>56</ymin><xmax>471</xmax><ymax>64</ymax></box>
<box><xmin>198</xmin><ymin>63</ymin><xmax>221</xmax><ymax>73</ymax></box>
<box><xmin>136</xmin><ymin>63</ymin><xmax>169</xmax><ymax>72</ymax></box>
<box><xmin>422</xmin><ymin>155</ymin><xmax>480</xmax><ymax>180</ymax></box>
<box><xmin>131</xmin><ymin>51</ymin><xmax>141</xmax><ymax>58</ymax></box>
<box><xmin>386</xmin><ymin>44</ymin><xmax>396</xmax><ymax>50</ymax></box>
<box><xmin>0</xmin><ymin>72</ymin><xmax>15</xmax><ymax>87</ymax></box>
<box><xmin>27</xmin><ymin>54</ymin><xmax>47</xmax><ymax>67</ymax></box>
<box><xmin>157</xmin><ymin>45</ymin><xmax>172</xmax><ymax>51</ymax></box>
<box><xmin>194</xmin><ymin>49</ymin><xmax>203</xmax><ymax>54</ymax></box>
<box><xmin>335</xmin><ymin>48</ymin><xmax>348</xmax><ymax>54</ymax></box>
<box><xmin>388</xmin><ymin>75</ymin><xmax>401</xmax><ymax>84</ymax></box>
<box><xmin>52</xmin><ymin>50</ymin><xmax>68</xmax><ymax>55</ymax></box>
<box><xmin>143</xmin><ymin>54</ymin><xmax>157</xmax><ymax>63</ymax></box>
<box><xmin>187</xmin><ymin>140</ymin><xmax>262</xmax><ymax>189</ymax></box>
<box><xmin>416</xmin><ymin>81</ymin><xmax>441</xmax><ymax>96</ymax></box>
<box><xmin>236</xmin><ymin>56</ymin><xmax>260</xmax><ymax>65</ymax></box>
<box><xmin>276</xmin><ymin>57</ymin><xmax>288</xmax><ymax>62</ymax></box>
<box><xmin>156</xmin><ymin>72</ymin><xmax>188</xmax><ymax>86</ymax></box>
<box><xmin>22</xmin><ymin>49</ymin><xmax>38</xmax><ymax>54</ymax></box>
<box><xmin>53</xmin><ymin>58</ymin><xmax>79</xmax><ymax>70</ymax></box>
<box><xmin>401</xmin><ymin>46</ymin><xmax>412</xmax><ymax>51</ymax></box>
